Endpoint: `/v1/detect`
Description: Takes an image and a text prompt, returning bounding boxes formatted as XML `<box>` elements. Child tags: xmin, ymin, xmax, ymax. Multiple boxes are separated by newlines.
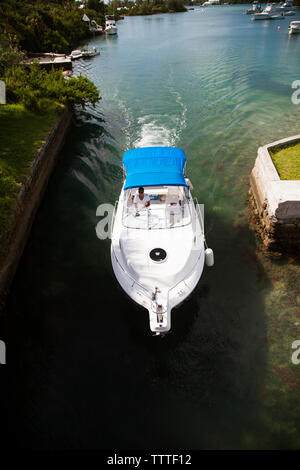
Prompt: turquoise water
<box><xmin>3</xmin><ymin>6</ymin><xmax>300</xmax><ymax>449</ymax></box>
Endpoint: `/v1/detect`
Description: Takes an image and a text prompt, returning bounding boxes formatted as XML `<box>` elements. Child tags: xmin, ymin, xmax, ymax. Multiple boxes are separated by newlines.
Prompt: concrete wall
<box><xmin>0</xmin><ymin>110</ymin><xmax>72</xmax><ymax>312</ymax></box>
<box><xmin>250</xmin><ymin>135</ymin><xmax>300</xmax><ymax>252</ymax></box>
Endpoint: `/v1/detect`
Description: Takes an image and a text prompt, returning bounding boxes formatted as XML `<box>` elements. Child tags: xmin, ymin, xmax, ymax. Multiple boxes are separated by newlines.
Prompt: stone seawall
<box><xmin>250</xmin><ymin>135</ymin><xmax>300</xmax><ymax>253</ymax></box>
<box><xmin>0</xmin><ymin>110</ymin><xmax>72</xmax><ymax>311</ymax></box>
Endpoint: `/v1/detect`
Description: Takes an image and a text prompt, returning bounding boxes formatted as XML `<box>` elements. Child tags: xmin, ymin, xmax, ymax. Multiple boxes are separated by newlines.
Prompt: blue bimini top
<box><xmin>122</xmin><ymin>147</ymin><xmax>188</xmax><ymax>190</ymax></box>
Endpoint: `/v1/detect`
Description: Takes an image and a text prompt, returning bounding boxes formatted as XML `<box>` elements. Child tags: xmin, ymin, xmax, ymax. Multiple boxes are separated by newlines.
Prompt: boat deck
<box><xmin>123</xmin><ymin>201</ymin><xmax>191</xmax><ymax>230</ymax></box>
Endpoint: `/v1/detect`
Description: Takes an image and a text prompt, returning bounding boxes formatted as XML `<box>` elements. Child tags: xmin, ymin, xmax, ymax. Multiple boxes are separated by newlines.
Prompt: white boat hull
<box><xmin>111</xmin><ymin>243</ymin><xmax>205</xmax><ymax>335</ymax></box>
<box><xmin>108</xmin><ymin>147</ymin><xmax>213</xmax><ymax>336</ymax></box>
<box><xmin>289</xmin><ymin>26</ymin><xmax>300</xmax><ymax>34</ymax></box>
<box><xmin>110</xmin><ymin>186</ymin><xmax>206</xmax><ymax>335</ymax></box>
<box><xmin>106</xmin><ymin>27</ymin><xmax>118</xmax><ymax>35</ymax></box>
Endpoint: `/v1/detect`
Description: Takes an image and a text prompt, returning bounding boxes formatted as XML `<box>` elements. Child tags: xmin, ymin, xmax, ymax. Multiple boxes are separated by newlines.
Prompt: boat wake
<box><xmin>116</xmin><ymin>74</ymin><xmax>188</xmax><ymax>149</ymax></box>
<box><xmin>132</xmin><ymin>92</ymin><xmax>187</xmax><ymax>149</ymax></box>
<box><xmin>133</xmin><ymin>117</ymin><xmax>174</xmax><ymax>147</ymax></box>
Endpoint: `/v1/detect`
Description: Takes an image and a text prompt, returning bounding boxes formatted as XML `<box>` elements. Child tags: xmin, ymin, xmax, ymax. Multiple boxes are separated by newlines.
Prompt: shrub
<box><xmin>4</xmin><ymin>63</ymin><xmax>101</xmax><ymax>112</ymax></box>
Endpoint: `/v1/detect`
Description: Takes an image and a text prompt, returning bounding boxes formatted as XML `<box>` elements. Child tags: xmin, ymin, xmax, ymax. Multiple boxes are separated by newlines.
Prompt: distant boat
<box><xmin>202</xmin><ymin>0</ymin><xmax>220</xmax><ymax>5</ymax></box>
<box><xmin>288</xmin><ymin>20</ymin><xmax>300</xmax><ymax>34</ymax></box>
<box><xmin>246</xmin><ymin>1</ymin><xmax>263</xmax><ymax>14</ymax></box>
<box><xmin>252</xmin><ymin>3</ymin><xmax>285</xmax><ymax>20</ymax></box>
<box><xmin>81</xmin><ymin>47</ymin><xmax>100</xmax><ymax>58</ymax></box>
<box><xmin>105</xmin><ymin>15</ymin><xmax>118</xmax><ymax>35</ymax></box>
<box><xmin>70</xmin><ymin>50</ymin><xmax>83</xmax><ymax>60</ymax></box>
<box><xmin>70</xmin><ymin>47</ymin><xmax>100</xmax><ymax>59</ymax></box>
<box><xmin>278</xmin><ymin>1</ymin><xmax>295</xmax><ymax>11</ymax></box>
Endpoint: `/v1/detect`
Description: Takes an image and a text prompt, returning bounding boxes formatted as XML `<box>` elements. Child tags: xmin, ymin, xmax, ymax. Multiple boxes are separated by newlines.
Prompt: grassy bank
<box><xmin>270</xmin><ymin>142</ymin><xmax>300</xmax><ymax>180</ymax></box>
<box><xmin>0</xmin><ymin>103</ymin><xmax>62</xmax><ymax>238</ymax></box>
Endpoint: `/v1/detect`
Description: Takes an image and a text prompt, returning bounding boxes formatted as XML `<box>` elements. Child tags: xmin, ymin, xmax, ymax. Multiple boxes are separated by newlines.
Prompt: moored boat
<box><xmin>252</xmin><ymin>3</ymin><xmax>285</xmax><ymax>20</ymax></box>
<box><xmin>70</xmin><ymin>49</ymin><xmax>83</xmax><ymax>60</ymax></box>
<box><xmin>203</xmin><ymin>0</ymin><xmax>220</xmax><ymax>5</ymax></box>
<box><xmin>289</xmin><ymin>20</ymin><xmax>300</xmax><ymax>34</ymax></box>
<box><xmin>246</xmin><ymin>1</ymin><xmax>263</xmax><ymax>15</ymax></box>
<box><xmin>278</xmin><ymin>1</ymin><xmax>295</xmax><ymax>11</ymax></box>
<box><xmin>81</xmin><ymin>47</ymin><xmax>100</xmax><ymax>58</ymax></box>
<box><xmin>105</xmin><ymin>15</ymin><xmax>118</xmax><ymax>35</ymax></box>
<box><xmin>110</xmin><ymin>147</ymin><xmax>214</xmax><ymax>336</ymax></box>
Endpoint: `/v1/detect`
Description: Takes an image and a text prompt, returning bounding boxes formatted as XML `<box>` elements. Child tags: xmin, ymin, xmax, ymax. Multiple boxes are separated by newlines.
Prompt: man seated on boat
<box><xmin>134</xmin><ymin>187</ymin><xmax>150</xmax><ymax>216</ymax></box>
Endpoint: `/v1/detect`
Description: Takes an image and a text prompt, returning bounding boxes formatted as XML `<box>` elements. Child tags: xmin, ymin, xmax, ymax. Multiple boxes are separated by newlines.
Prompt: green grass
<box><xmin>0</xmin><ymin>103</ymin><xmax>61</xmax><ymax>239</ymax></box>
<box><xmin>270</xmin><ymin>142</ymin><xmax>300</xmax><ymax>180</ymax></box>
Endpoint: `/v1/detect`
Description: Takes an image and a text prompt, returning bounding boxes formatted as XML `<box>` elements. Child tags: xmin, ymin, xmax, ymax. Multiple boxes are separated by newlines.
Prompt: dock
<box><xmin>22</xmin><ymin>53</ymin><xmax>72</xmax><ymax>71</ymax></box>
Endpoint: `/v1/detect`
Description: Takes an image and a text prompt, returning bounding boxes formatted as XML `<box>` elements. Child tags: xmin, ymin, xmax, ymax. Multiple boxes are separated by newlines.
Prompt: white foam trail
<box><xmin>133</xmin><ymin>120</ymin><xmax>174</xmax><ymax>148</ymax></box>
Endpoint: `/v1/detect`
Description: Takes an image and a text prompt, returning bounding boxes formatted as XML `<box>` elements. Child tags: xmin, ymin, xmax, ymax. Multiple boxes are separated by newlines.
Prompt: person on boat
<box><xmin>134</xmin><ymin>187</ymin><xmax>150</xmax><ymax>216</ymax></box>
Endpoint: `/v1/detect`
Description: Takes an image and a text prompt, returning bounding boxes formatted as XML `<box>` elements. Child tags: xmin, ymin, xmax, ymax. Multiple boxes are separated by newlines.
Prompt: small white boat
<box><xmin>70</xmin><ymin>49</ymin><xmax>83</xmax><ymax>60</ymax></box>
<box><xmin>203</xmin><ymin>0</ymin><xmax>220</xmax><ymax>5</ymax></box>
<box><xmin>246</xmin><ymin>1</ymin><xmax>263</xmax><ymax>14</ymax></box>
<box><xmin>284</xmin><ymin>10</ymin><xmax>295</xmax><ymax>15</ymax></box>
<box><xmin>289</xmin><ymin>20</ymin><xmax>300</xmax><ymax>34</ymax></box>
<box><xmin>81</xmin><ymin>47</ymin><xmax>100</xmax><ymax>58</ymax></box>
<box><xmin>110</xmin><ymin>147</ymin><xmax>214</xmax><ymax>336</ymax></box>
<box><xmin>278</xmin><ymin>1</ymin><xmax>295</xmax><ymax>11</ymax></box>
<box><xmin>105</xmin><ymin>15</ymin><xmax>118</xmax><ymax>35</ymax></box>
<box><xmin>252</xmin><ymin>3</ymin><xmax>285</xmax><ymax>20</ymax></box>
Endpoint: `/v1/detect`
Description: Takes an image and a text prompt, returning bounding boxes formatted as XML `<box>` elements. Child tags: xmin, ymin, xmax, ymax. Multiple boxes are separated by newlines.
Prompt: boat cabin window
<box><xmin>122</xmin><ymin>186</ymin><xmax>192</xmax><ymax>229</ymax></box>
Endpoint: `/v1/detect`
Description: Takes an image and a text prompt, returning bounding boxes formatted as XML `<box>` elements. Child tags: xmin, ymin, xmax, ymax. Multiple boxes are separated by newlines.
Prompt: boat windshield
<box><xmin>122</xmin><ymin>186</ymin><xmax>192</xmax><ymax>229</ymax></box>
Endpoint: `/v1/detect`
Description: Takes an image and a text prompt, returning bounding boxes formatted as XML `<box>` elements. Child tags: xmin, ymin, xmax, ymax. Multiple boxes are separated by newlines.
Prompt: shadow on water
<box><xmin>2</xmin><ymin>105</ymin><xmax>269</xmax><ymax>448</ymax></box>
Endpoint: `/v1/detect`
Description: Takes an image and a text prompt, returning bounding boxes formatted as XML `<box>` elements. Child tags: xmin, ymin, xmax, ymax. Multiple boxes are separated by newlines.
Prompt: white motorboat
<box><xmin>252</xmin><ymin>3</ymin><xmax>285</xmax><ymax>19</ymax></box>
<box><xmin>284</xmin><ymin>10</ymin><xmax>296</xmax><ymax>15</ymax></box>
<box><xmin>278</xmin><ymin>1</ymin><xmax>295</xmax><ymax>11</ymax></box>
<box><xmin>105</xmin><ymin>15</ymin><xmax>118</xmax><ymax>35</ymax></box>
<box><xmin>110</xmin><ymin>147</ymin><xmax>214</xmax><ymax>336</ymax></box>
<box><xmin>203</xmin><ymin>0</ymin><xmax>220</xmax><ymax>5</ymax></box>
<box><xmin>246</xmin><ymin>1</ymin><xmax>263</xmax><ymax>14</ymax></box>
<box><xmin>81</xmin><ymin>47</ymin><xmax>100</xmax><ymax>58</ymax></box>
<box><xmin>289</xmin><ymin>20</ymin><xmax>300</xmax><ymax>33</ymax></box>
<box><xmin>70</xmin><ymin>49</ymin><xmax>83</xmax><ymax>59</ymax></box>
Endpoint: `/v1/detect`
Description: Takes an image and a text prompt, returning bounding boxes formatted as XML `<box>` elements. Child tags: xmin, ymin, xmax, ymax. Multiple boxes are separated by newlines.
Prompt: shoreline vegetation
<box><xmin>0</xmin><ymin>59</ymin><xmax>100</xmax><ymax>244</ymax></box>
<box><xmin>0</xmin><ymin>1</ymin><xmax>103</xmax><ymax>249</ymax></box>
